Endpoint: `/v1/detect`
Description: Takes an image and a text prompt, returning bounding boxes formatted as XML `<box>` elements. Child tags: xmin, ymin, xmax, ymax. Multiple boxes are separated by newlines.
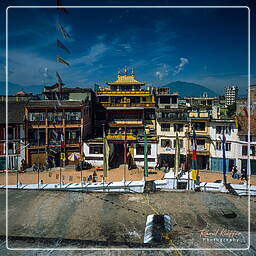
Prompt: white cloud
<box><xmin>173</xmin><ymin>57</ymin><xmax>189</xmax><ymax>75</ymax></box>
<box><xmin>72</xmin><ymin>43</ymin><xmax>108</xmax><ymax>65</ymax></box>
<box><xmin>155</xmin><ymin>64</ymin><xmax>169</xmax><ymax>80</ymax></box>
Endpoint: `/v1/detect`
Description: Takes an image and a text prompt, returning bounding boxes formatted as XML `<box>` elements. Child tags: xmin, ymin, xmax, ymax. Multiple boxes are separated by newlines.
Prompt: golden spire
<box><xmin>117</xmin><ymin>68</ymin><xmax>121</xmax><ymax>77</ymax></box>
<box><xmin>131</xmin><ymin>68</ymin><xmax>135</xmax><ymax>77</ymax></box>
<box><xmin>124</xmin><ymin>66</ymin><xmax>128</xmax><ymax>76</ymax></box>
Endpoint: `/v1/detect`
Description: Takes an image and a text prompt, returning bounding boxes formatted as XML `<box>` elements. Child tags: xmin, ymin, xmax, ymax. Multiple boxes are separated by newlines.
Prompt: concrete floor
<box><xmin>0</xmin><ymin>190</ymin><xmax>256</xmax><ymax>255</ymax></box>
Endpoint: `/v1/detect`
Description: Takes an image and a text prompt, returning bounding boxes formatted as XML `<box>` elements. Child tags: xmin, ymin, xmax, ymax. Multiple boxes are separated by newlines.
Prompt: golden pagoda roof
<box><xmin>107</xmin><ymin>68</ymin><xmax>145</xmax><ymax>85</ymax></box>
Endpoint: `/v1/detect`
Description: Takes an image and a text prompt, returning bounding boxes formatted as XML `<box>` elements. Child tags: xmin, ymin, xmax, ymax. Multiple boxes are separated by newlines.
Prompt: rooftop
<box><xmin>0</xmin><ymin>102</ymin><xmax>26</xmax><ymax>124</ymax></box>
<box><xmin>107</xmin><ymin>68</ymin><xmax>145</xmax><ymax>86</ymax></box>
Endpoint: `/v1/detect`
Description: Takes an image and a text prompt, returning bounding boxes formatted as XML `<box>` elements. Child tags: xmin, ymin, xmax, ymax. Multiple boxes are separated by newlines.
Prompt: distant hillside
<box><xmin>162</xmin><ymin>81</ymin><xmax>218</xmax><ymax>97</ymax></box>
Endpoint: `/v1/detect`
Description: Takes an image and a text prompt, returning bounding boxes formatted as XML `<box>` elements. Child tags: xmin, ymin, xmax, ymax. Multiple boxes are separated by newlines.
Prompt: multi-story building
<box><xmin>209</xmin><ymin>119</ymin><xmax>239</xmax><ymax>172</ymax></box>
<box><xmin>84</xmin><ymin>68</ymin><xmax>157</xmax><ymax>168</ymax></box>
<box><xmin>25</xmin><ymin>99</ymin><xmax>92</xmax><ymax>167</ymax></box>
<box><xmin>236</xmin><ymin>112</ymin><xmax>256</xmax><ymax>174</ymax></box>
<box><xmin>225</xmin><ymin>86</ymin><xmax>238</xmax><ymax>106</ymax></box>
<box><xmin>156</xmin><ymin>106</ymin><xmax>188</xmax><ymax>168</ymax></box>
<box><xmin>187</xmin><ymin>110</ymin><xmax>211</xmax><ymax>170</ymax></box>
<box><xmin>0</xmin><ymin>102</ymin><xmax>26</xmax><ymax>170</ymax></box>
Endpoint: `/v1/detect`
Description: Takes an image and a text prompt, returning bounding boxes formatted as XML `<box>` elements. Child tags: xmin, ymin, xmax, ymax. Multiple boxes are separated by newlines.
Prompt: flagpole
<box><xmin>103</xmin><ymin>124</ymin><xmax>106</xmax><ymax>191</ymax></box>
<box><xmin>144</xmin><ymin>126</ymin><xmax>148</xmax><ymax>178</ymax></box>
<box><xmin>222</xmin><ymin>130</ymin><xmax>227</xmax><ymax>184</ymax></box>
<box><xmin>174</xmin><ymin>132</ymin><xmax>180</xmax><ymax>177</ymax></box>
<box><xmin>124</xmin><ymin>126</ymin><xmax>127</xmax><ymax>190</ymax></box>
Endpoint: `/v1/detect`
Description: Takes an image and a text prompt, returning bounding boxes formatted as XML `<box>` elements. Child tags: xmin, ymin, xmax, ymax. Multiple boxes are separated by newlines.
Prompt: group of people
<box><xmin>231</xmin><ymin>165</ymin><xmax>247</xmax><ymax>181</ymax></box>
<box><xmin>87</xmin><ymin>171</ymin><xmax>98</xmax><ymax>183</ymax></box>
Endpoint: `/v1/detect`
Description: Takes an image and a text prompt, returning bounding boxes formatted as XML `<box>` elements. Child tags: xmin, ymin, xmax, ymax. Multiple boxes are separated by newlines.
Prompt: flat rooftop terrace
<box><xmin>0</xmin><ymin>190</ymin><xmax>255</xmax><ymax>255</ymax></box>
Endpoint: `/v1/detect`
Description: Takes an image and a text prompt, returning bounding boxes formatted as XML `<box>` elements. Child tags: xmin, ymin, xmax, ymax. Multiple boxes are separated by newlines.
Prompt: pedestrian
<box><xmin>232</xmin><ymin>166</ymin><xmax>239</xmax><ymax>179</ymax></box>
<box><xmin>92</xmin><ymin>171</ymin><xmax>97</xmax><ymax>182</ymax></box>
<box><xmin>88</xmin><ymin>175</ymin><xmax>92</xmax><ymax>183</ymax></box>
<box><xmin>241</xmin><ymin>168</ymin><xmax>247</xmax><ymax>181</ymax></box>
<box><xmin>40</xmin><ymin>179</ymin><xmax>43</xmax><ymax>185</ymax></box>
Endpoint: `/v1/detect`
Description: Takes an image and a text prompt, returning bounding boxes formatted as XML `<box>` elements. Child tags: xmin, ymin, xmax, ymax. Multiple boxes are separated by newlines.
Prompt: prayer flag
<box><xmin>58</xmin><ymin>23</ymin><xmax>71</xmax><ymax>38</ymax></box>
<box><xmin>56</xmin><ymin>56</ymin><xmax>70</xmax><ymax>66</ymax></box>
<box><xmin>57</xmin><ymin>39</ymin><xmax>71</xmax><ymax>54</ymax></box>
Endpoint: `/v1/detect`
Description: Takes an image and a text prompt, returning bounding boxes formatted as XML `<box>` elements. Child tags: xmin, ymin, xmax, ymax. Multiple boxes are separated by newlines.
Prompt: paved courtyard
<box><xmin>1</xmin><ymin>166</ymin><xmax>255</xmax><ymax>186</ymax></box>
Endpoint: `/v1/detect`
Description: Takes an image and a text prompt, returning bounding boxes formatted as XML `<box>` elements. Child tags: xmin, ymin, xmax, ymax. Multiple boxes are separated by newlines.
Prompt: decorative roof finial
<box><xmin>131</xmin><ymin>68</ymin><xmax>135</xmax><ymax>76</ymax></box>
<box><xmin>124</xmin><ymin>66</ymin><xmax>128</xmax><ymax>76</ymax></box>
<box><xmin>118</xmin><ymin>68</ymin><xmax>121</xmax><ymax>77</ymax></box>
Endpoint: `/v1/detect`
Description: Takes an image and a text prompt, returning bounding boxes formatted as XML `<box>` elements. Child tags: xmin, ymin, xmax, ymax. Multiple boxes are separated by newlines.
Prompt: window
<box><xmin>216</xmin><ymin>141</ymin><xmax>222</xmax><ymax>150</ymax></box>
<box><xmin>99</xmin><ymin>96</ymin><xmax>109</xmax><ymax>103</ymax></box>
<box><xmin>65</xmin><ymin>110</ymin><xmax>81</xmax><ymax>121</ymax></box>
<box><xmin>225</xmin><ymin>142</ymin><xmax>231</xmax><ymax>151</ymax></box>
<box><xmin>66</xmin><ymin>129</ymin><xmax>81</xmax><ymax>144</ymax></box>
<box><xmin>48</xmin><ymin>129</ymin><xmax>61</xmax><ymax>145</ymax></box>
<box><xmin>242</xmin><ymin>146</ymin><xmax>256</xmax><ymax>156</ymax></box>
<box><xmin>161</xmin><ymin>123</ymin><xmax>170</xmax><ymax>132</ymax></box>
<box><xmin>161</xmin><ymin>139</ymin><xmax>171</xmax><ymax>148</ymax></box>
<box><xmin>216</xmin><ymin>126</ymin><xmax>222</xmax><ymax>134</ymax></box>
<box><xmin>159</xmin><ymin>96</ymin><xmax>170</xmax><ymax>104</ymax></box>
<box><xmin>216</xmin><ymin>125</ymin><xmax>232</xmax><ymax>134</ymax></box>
<box><xmin>48</xmin><ymin>111</ymin><xmax>63</xmax><ymax>122</ymax></box>
<box><xmin>174</xmin><ymin>139</ymin><xmax>183</xmax><ymax>148</ymax></box>
<box><xmin>174</xmin><ymin>123</ymin><xmax>183</xmax><ymax>132</ymax></box>
<box><xmin>8</xmin><ymin>127</ymin><xmax>14</xmax><ymax>140</ymax></box>
<box><xmin>193</xmin><ymin>122</ymin><xmax>205</xmax><ymax>131</ymax></box>
<box><xmin>136</xmin><ymin>144</ymin><xmax>151</xmax><ymax>155</ymax></box>
<box><xmin>172</xmin><ymin>97</ymin><xmax>178</xmax><ymax>104</ymax></box>
<box><xmin>28</xmin><ymin>112</ymin><xmax>45</xmax><ymax>121</ymax></box>
<box><xmin>89</xmin><ymin>144</ymin><xmax>103</xmax><ymax>154</ymax></box>
<box><xmin>28</xmin><ymin>128</ymin><xmax>46</xmax><ymax>146</ymax></box>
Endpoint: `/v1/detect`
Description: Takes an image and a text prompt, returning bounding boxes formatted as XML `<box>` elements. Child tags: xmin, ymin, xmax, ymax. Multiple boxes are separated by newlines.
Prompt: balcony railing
<box><xmin>100</xmin><ymin>103</ymin><xmax>155</xmax><ymax>108</ymax></box>
<box><xmin>96</xmin><ymin>90</ymin><xmax>151</xmax><ymax>95</ymax></box>
<box><xmin>190</xmin><ymin>145</ymin><xmax>209</xmax><ymax>152</ymax></box>
<box><xmin>66</xmin><ymin>139</ymin><xmax>80</xmax><ymax>144</ymax></box>
<box><xmin>106</xmin><ymin>133</ymin><xmax>137</xmax><ymax>141</ymax></box>
<box><xmin>65</xmin><ymin>120</ymin><xmax>81</xmax><ymax>125</ymax></box>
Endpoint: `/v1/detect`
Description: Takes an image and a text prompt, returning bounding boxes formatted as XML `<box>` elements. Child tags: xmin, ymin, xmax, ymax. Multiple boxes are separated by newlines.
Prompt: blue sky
<box><xmin>0</xmin><ymin>0</ymin><xmax>255</xmax><ymax>96</ymax></box>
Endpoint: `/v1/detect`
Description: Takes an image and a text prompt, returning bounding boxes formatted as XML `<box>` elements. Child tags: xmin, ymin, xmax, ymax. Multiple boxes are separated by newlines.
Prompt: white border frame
<box><xmin>5</xmin><ymin>5</ymin><xmax>251</xmax><ymax>252</ymax></box>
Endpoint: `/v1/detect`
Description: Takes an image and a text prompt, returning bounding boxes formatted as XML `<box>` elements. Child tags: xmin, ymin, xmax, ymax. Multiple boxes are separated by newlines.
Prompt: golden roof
<box><xmin>107</xmin><ymin>68</ymin><xmax>145</xmax><ymax>85</ymax></box>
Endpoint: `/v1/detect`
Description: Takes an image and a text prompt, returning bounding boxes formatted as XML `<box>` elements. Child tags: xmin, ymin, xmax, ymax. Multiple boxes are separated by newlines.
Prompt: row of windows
<box><xmin>160</xmin><ymin>123</ymin><xmax>236</xmax><ymax>134</ymax></box>
<box><xmin>161</xmin><ymin>139</ymin><xmax>184</xmax><ymax>148</ymax></box>
<box><xmin>160</xmin><ymin>123</ymin><xmax>185</xmax><ymax>132</ymax></box>
<box><xmin>89</xmin><ymin>144</ymin><xmax>152</xmax><ymax>155</ymax></box>
<box><xmin>28</xmin><ymin>111</ymin><xmax>81</xmax><ymax>121</ymax></box>
<box><xmin>216</xmin><ymin>125</ymin><xmax>233</xmax><ymax>134</ymax></box>
<box><xmin>216</xmin><ymin>142</ymin><xmax>231</xmax><ymax>151</ymax></box>
<box><xmin>160</xmin><ymin>122</ymin><xmax>206</xmax><ymax>132</ymax></box>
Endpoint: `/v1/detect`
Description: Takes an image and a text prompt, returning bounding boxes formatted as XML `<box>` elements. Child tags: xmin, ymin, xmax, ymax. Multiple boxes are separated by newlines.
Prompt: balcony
<box><xmin>96</xmin><ymin>89</ymin><xmax>151</xmax><ymax>95</ymax></box>
<box><xmin>28</xmin><ymin>120</ymin><xmax>46</xmax><ymax>126</ymax></box>
<box><xmin>102</xmin><ymin>103</ymin><xmax>155</xmax><ymax>108</ymax></box>
<box><xmin>106</xmin><ymin>133</ymin><xmax>137</xmax><ymax>141</ymax></box>
<box><xmin>66</xmin><ymin>139</ymin><xmax>80</xmax><ymax>145</ymax></box>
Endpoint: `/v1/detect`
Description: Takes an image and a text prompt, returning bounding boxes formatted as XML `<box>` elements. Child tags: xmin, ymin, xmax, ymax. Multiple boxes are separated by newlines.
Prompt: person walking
<box><xmin>232</xmin><ymin>166</ymin><xmax>239</xmax><ymax>179</ymax></box>
<box><xmin>241</xmin><ymin>168</ymin><xmax>247</xmax><ymax>181</ymax></box>
<box><xmin>92</xmin><ymin>171</ymin><xmax>97</xmax><ymax>182</ymax></box>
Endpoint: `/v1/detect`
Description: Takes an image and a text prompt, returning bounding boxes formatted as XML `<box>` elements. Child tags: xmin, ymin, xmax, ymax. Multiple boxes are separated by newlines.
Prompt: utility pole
<box><xmin>37</xmin><ymin>125</ymin><xmax>40</xmax><ymax>189</ymax></box>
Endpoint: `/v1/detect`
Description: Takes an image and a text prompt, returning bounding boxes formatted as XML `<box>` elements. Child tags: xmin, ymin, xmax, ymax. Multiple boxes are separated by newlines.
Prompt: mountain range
<box><xmin>2</xmin><ymin>81</ymin><xmax>219</xmax><ymax>97</ymax></box>
<box><xmin>162</xmin><ymin>81</ymin><xmax>218</xmax><ymax>97</ymax></box>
